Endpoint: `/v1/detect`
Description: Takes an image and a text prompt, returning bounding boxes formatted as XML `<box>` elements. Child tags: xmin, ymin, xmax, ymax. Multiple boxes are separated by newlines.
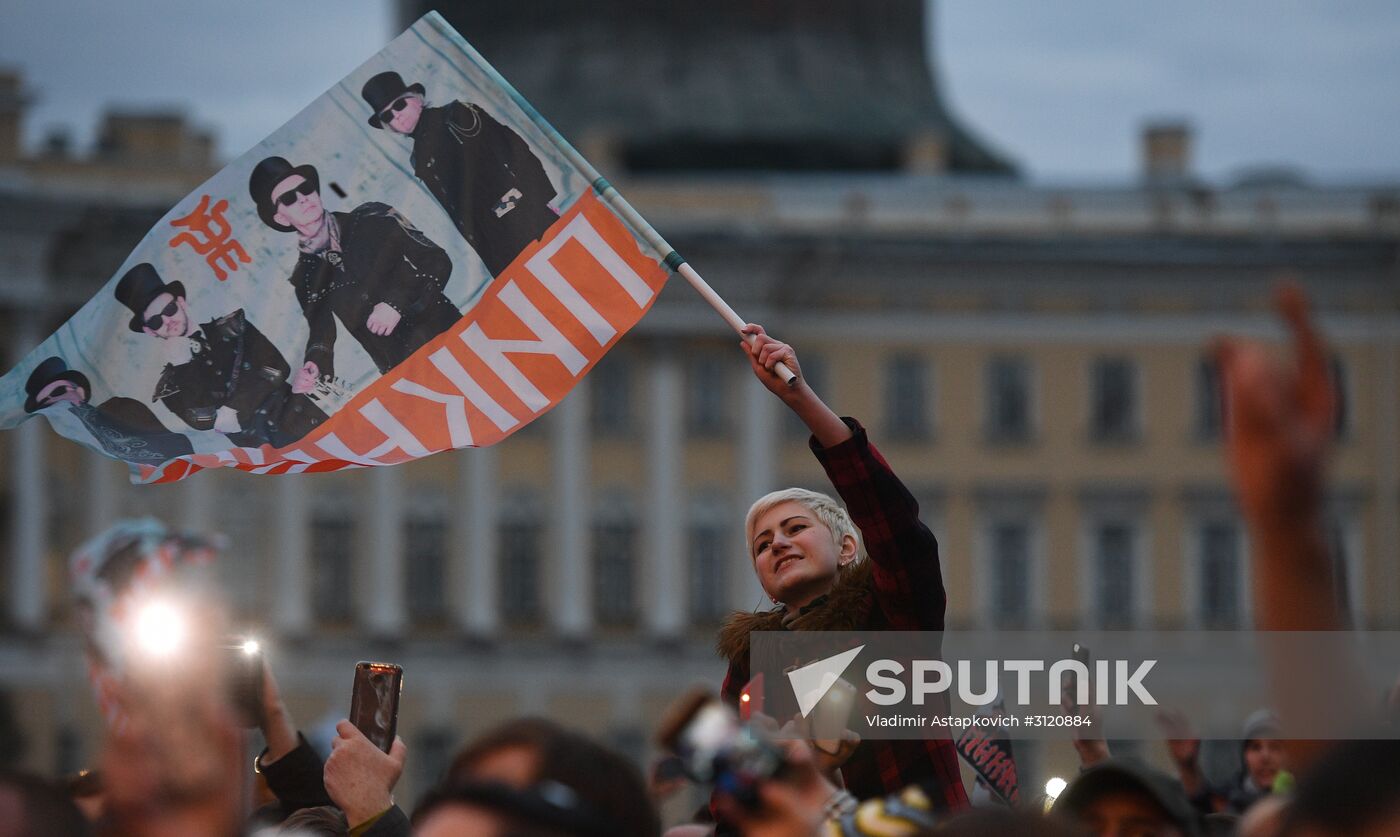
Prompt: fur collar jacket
<box><xmin>715</xmin><ymin>559</ymin><xmax>874</xmax><ymax>666</ymax></box>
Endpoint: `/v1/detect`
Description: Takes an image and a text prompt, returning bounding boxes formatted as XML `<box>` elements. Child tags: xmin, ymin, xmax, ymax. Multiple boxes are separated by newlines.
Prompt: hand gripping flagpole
<box><xmin>453</xmin><ymin>18</ymin><xmax>799</xmax><ymax>387</ymax></box>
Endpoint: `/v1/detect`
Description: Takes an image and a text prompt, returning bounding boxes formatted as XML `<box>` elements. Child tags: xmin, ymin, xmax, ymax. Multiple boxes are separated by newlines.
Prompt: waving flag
<box><xmin>955</xmin><ymin>696</ymin><xmax>1021</xmax><ymax>805</ymax></box>
<box><xmin>0</xmin><ymin>13</ymin><xmax>670</xmax><ymax>484</ymax></box>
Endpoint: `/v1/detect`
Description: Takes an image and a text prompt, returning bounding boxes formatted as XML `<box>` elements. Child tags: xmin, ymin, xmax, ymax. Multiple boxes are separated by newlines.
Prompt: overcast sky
<box><xmin>4</xmin><ymin>1</ymin><xmax>1399</xmax><ymax>183</ymax></box>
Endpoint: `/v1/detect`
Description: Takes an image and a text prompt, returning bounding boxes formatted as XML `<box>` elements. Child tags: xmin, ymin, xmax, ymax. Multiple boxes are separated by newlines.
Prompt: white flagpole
<box><xmin>674</xmin><ymin>263</ymin><xmax>798</xmax><ymax>385</ymax></box>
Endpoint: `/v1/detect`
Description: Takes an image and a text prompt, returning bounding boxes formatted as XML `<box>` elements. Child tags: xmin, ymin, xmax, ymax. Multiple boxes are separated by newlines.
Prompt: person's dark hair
<box><xmin>446</xmin><ymin>717</ymin><xmax>560</xmax><ymax>783</ymax></box>
<box><xmin>414</xmin><ymin>781</ymin><xmax>606</xmax><ymax>837</ymax></box>
<box><xmin>1282</xmin><ymin>739</ymin><xmax>1400</xmax><ymax>835</ymax></box>
<box><xmin>443</xmin><ymin>717</ymin><xmax>660</xmax><ymax>837</ymax></box>
<box><xmin>0</xmin><ymin>769</ymin><xmax>91</xmax><ymax>837</ymax></box>
<box><xmin>1054</xmin><ymin>758</ymin><xmax>1199</xmax><ymax>837</ymax></box>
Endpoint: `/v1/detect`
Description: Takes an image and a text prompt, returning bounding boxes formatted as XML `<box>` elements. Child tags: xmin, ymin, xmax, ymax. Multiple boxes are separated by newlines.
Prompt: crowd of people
<box><xmin>3</xmin><ymin>286</ymin><xmax>1399</xmax><ymax>837</ymax></box>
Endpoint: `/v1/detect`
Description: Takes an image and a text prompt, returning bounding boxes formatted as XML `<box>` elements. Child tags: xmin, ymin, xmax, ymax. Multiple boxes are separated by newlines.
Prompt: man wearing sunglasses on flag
<box><xmin>114</xmin><ymin>262</ymin><xmax>327</xmax><ymax>449</ymax></box>
<box><xmin>361</xmin><ymin>71</ymin><xmax>559</xmax><ymax>277</ymax></box>
<box><xmin>249</xmin><ymin>156</ymin><xmax>461</xmax><ymax>392</ymax></box>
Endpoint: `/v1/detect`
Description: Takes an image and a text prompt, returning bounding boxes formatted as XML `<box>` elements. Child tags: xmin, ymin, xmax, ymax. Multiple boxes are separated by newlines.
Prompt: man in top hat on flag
<box><xmin>24</xmin><ymin>355</ymin><xmax>194</xmax><ymax>464</ymax></box>
<box><xmin>248</xmin><ymin>156</ymin><xmax>461</xmax><ymax>390</ymax></box>
<box><xmin>114</xmin><ymin>262</ymin><xmax>327</xmax><ymax>449</ymax></box>
<box><xmin>361</xmin><ymin>70</ymin><xmax>559</xmax><ymax>277</ymax></box>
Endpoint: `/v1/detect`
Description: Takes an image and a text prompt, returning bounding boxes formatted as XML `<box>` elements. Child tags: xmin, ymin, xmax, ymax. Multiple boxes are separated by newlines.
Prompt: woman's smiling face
<box><xmin>750</xmin><ymin>500</ymin><xmax>851</xmax><ymax>607</ymax></box>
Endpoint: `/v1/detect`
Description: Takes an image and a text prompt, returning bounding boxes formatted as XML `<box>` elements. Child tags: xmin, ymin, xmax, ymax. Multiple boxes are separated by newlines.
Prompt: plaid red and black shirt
<box><xmin>720</xmin><ymin>417</ymin><xmax>968</xmax><ymax>811</ymax></box>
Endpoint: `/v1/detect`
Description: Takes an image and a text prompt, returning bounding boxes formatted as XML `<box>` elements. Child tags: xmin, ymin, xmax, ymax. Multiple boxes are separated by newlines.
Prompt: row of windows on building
<box><xmin>583</xmin><ymin>352</ymin><xmax>1350</xmax><ymax>444</ymax></box>
<box><xmin>221</xmin><ymin>507</ymin><xmax>1358</xmax><ymax>633</ymax></box>
<box><xmin>980</xmin><ymin>514</ymin><xmax>1357</xmax><ymax>630</ymax></box>
<box><xmin>884</xmin><ymin>354</ymin><xmax>1349</xmax><ymax>443</ymax></box>
<box><xmin>287</xmin><ymin>512</ymin><xmax>734</xmax><ymax>630</ymax></box>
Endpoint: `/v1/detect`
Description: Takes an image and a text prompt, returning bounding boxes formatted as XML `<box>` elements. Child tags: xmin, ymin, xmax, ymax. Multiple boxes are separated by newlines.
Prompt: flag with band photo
<box><xmin>0</xmin><ymin>13</ymin><xmax>670</xmax><ymax>484</ymax></box>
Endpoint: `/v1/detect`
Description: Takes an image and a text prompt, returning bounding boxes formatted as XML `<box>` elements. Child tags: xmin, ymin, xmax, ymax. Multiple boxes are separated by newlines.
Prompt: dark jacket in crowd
<box><xmin>717</xmin><ymin>418</ymin><xmax>969</xmax><ymax>811</ymax></box>
<box><xmin>291</xmin><ymin>202</ymin><xmax>459</xmax><ymax>379</ymax></box>
<box><xmin>409</xmin><ymin>101</ymin><xmax>558</xmax><ymax>276</ymax></box>
<box><xmin>256</xmin><ymin>733</ymin><xmax>334</xmax><ymax>817</ymax></box>
<box><xmin>153</xmin><ymin>309</ymin><xmax>326</xmax><ymax>448</ymax></box>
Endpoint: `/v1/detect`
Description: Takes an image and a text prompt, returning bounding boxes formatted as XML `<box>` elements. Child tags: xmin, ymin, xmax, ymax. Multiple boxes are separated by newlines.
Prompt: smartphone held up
<box><xmin>350</xmin><ymin>661</ymin><xmax>403</xmax><ymax>753</ymax></box>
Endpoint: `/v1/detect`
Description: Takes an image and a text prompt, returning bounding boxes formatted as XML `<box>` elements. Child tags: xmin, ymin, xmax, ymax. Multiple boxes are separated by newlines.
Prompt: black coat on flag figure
<box><xmin>114</xmin><ymin>263</ymin><xmax>327</xmax><ymax>449</ymax></box>
<box><xmin>23</xmin><ymin>356</ymin><xmax>194</xmax><ymax>464</ymax></box>
<box><xmin>361</xmin><ymin>71</ymin><xmax>559</xmax><ymax>277</ymax></box>
<box><xmin>249</xmin><ymin>156</ymin><xmax>460</xmax><ymax>384</ymax></box>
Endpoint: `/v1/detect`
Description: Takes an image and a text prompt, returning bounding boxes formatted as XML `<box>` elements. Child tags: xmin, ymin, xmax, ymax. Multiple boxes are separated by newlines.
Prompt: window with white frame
<box><xmin>310</xmin><ymin>509</ymin><xmax>355</xmax><ymax>626</ymax></box>
<box><xmin>1194</xmin><ymin>357</ymin><xmax>1223</xmax><ymax>441</ymax></box>
<box><xmin>884</xmin><ymin>353</ymin><xmax>930</xmax><ymax>440</ymax></box>
<box><xmin>589</xmin><ymin>353</ymin><xmax>633</xmax><ymax>436</ymax></box>
<box><xmin>1090</xmin><ymin>356</ymin><xmax>1138</xmax><ymax>442</ymax></box>
<box><xmin>989</xmin><ymin>520</ymin><xmax>1032</xmax><ymax>628</ymax></box>
<box><xmin>499</xmin><ymin>491</ymin><xmax>542</xmax><ymax>627</ymax></box>
<box><xmin>685</xmin><ymin>352</ymin><xmax>730</xmax><ymax>438</ymax></box>
<box><xmin>688</xmin><ymin>521</ymin><xmax>728</xmax><ymax>626</ymax></box>
<box><xmin>405</xmin><ymin>508</ymin><xmax>449</xmax><ymax>626</ymax></box>
<box><xmin>1198</xmin><ymin>519</ymin><xmax>1242</xmax><ymax>628</ymax></box>
<box><xmin>1093</xmin><ymin>521</ymin><xmax>1136</xmax><ymax>628</ymax></box>
<box><xmin>985</xmin><ymin>355</ymin><xmax>1032</xmax><ymax>442</ymax></box>
<box><xmin>593</xmin><ymin>496</ymin><xmax>638</xmax><ymax>627</ymax></box>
